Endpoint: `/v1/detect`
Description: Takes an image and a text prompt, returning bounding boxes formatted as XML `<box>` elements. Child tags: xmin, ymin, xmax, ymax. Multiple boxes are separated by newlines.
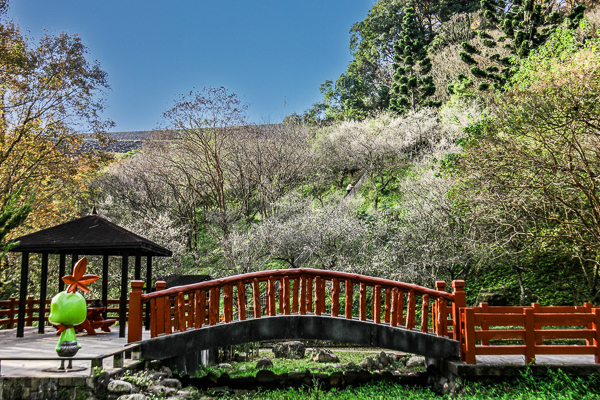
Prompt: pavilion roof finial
<box><xmin>91</xmin><ymin>206</ymin><xmax>97</xmax><ymax>215</ymax></box>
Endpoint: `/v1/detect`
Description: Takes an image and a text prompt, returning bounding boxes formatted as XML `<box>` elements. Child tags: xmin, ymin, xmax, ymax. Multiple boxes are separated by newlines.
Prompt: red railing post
<box><xmin>186</xmin><ymin>293</ymin><xmax>194</xmax><ymax>330</ymax></box>
<box><xmin>300</xmin><ymin>276</ymin><xmax>307</xmax><ymax>315</ymax></box>
<box><xmin>359</xmin><ymin>283</ymin><xmax>367</xmax><ymax>321</ymax></box>
<box><xmin>345</xmin><ymin>280</ymin><xmax>353</xmax><ymax>319</ymax></box>
<box><xmin>165</xmin><ymin>297</ymin><xmax>172</xmax><ymax>335</ymax></box>
<box><xmin>405</xmin><ymin>290</ymin><xmax>416</xmax><ymax>330</ymax></box>
<box><xmin>127</xmin><ymin>280</ymin><xmax>144</xmax><ymax>343</ymax></box>
<box><xmin>279</xmin><ymin>278</ymin><xmax>285</xmax><ymax>314</ymax></box>
<box><xmin>319</xmin><ymin>278</ymin><xmax>326</xmax><ymax>314</ymax></box>
<box><xmin>524</xmin><ymin>307</ymin><xmax>535</xmax><ymax>364</ymax></box>
<box><xmin>307</xmin><ymin>277</ymin><xmax>313</xmax><ymax>313</ymax></box>
<box><xmin>292</xmin><ymin>278</ymin><xmax>299</xmax><ymax>313</ymax></box>
<box><xmin>237</xmin><ymin>281</ymin><xmax>246</xmax><ymax>320</ymax></box>
<box><xmin>452</xmin><ymin>280</ymin><xmax>466</xmax><ymax>343</ymax></box>
<box><xmin>149</xmin><ymin>298</ymin><xmax>157</xmax><ymax>338</ymax></box>
<box><xmin>421</xmin><ymin>294</ymin><xmax>429</xmax><ymax>333</ymax></box>
<box><xmin>592</xmin><ymin>308</ymin><xmax>600</xmax><ymax>363</ymax></box>
<box><xmin>283</xmin><ymin>277</ymin><xmax>290</xmax><ymax>315</ymax></box>
<box><xmin>7</xmin><ymin>297</ymin><xmax>16</xmax><ymax>329</ymax></box>
<box><xmin>154</xmin><ymin>281</ymin><xmax>166</xmax><ymax>335</ymax></box>
<box><xmin>314</xmin><ymin>276</ymin><xmax>322</xmax><ymax>316</ymax></box>
<box><xmin>268</xmin><ymin>276</ymin><xmax>276</xmax><ymax>316</ymax></box>
<box><xmin>480</xmin><ymin>302</ymin><xmax>489</xmax><ymax>345</ymax></box>
<box><xmin>585</xmin><ymin>302</ymin><xmax>593</xmax><ymax>345</ymax></box>
<box><xmin>435</xmin><ymin>281</ymin><xmax>447</xmax><ymax>336</ymax></box>
<box><xmin>193</xmin><ymin>290</ymin><xmax>201</xmax><ymax>327</ymax></box>
<box><xmin>439</xmin><ymin>297</ymin><xmax>448</xmax><ymax>337</ymax></box>
<box><xmin>463</xmin><ymin>308</ymin><xmax>476</xmax><ymax>364</ymax></box>
<box><xmin>224</xmin><ymin>284</ymin><xmax>233</xmax><ymax>322</ymax></box>
<box><xmin>390</xmin><ymin>288</ymin><xmax>398</xmax><ymax>327</ymax></box>
<box><xmin>398</xmin><ymin>291</ymin><xmax>404</xmax><ymax>326</ymax></box>
<box><xmin>331</xmin><ymin>278</ymin><xmax>340</xmax><ymax>317</ymax></box>
<box><xmin>253</xmin><ymin>278</ymin><xmax>261</xmax><ymax>318</ymax></box>
<box><xmin>198</xmin><ymin>290</ymin><xmax>206</xmax><ymax>327</ymax></box>
<box><xmin>384</xmin><ymin>288</ymin><xmax>391</xmax><ymax>323</ymax></box>
<box><xmin>176</xmin><ymin>292</ymin><xmax>186</xmax><ymax>331</ymax></box>
<box><xmin>532</xmin><ymin>302</ymin><xmax>542</xmax><ymax>345</ymax></box>
<box><xmin>374</xmin><ymin>285</ymin><xmax>382</xmax><ymax>324</ymax></box>
<box><xmin>432</xmin><ymin>298</ymin><xmax>438</xmax><ymax>335</ymax></box>
<box><xmin>209</xmin><ymin>287</ymin><xmax>220</xmax><ymax>325</ymax></box>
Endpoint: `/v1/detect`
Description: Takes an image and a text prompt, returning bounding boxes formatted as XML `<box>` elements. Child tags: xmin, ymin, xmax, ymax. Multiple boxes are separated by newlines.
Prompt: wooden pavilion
<box><xmin>9</xmin><ymin>213</ymin><xmax>172</xmax><ymax>338</ymax></box>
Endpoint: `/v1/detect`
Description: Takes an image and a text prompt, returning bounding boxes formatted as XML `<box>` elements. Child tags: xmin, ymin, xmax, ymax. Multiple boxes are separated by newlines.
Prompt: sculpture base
<box><xmin>42</xmin><ymin>366</ymin><xmax>87</xmax><ymax>373</ymax></box>
<box><xmin>42</xmin><ymin>358</ymin><xmax>87</xmax><ymax>373</ymax></box>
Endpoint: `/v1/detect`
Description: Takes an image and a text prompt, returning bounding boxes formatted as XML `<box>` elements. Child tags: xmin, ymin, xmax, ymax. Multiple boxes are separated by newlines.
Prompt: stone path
<box><xmin>0</xmin><ymin>326</ymin><xmax>150</xmax><ymax>377</ymax></box>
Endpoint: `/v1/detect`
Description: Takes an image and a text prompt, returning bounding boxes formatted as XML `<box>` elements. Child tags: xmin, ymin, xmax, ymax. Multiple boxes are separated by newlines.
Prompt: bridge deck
<box><xmin>0</xmin><ymin>326</ymin><xmax>150</xmax><ymax>377</ymax></box>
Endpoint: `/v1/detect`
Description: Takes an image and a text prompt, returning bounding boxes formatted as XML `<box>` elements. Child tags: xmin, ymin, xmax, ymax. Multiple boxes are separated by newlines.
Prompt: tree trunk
<box><xmin>513</xmin><ymin>262</ymin><xmax>526</xmax><ymax>306</ymax></box>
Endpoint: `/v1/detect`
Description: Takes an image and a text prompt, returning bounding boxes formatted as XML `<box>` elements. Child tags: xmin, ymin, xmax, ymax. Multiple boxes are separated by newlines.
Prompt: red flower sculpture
<box><xmin>62</xmin><ymin>257</ymin><xmax>99</xmax><ymax>293</ymax></box>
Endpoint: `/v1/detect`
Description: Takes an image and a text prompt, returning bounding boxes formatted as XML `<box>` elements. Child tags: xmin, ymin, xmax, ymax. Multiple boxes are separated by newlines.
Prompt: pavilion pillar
<box><xmin>134</xmin><ymin>253</ymin><xmax>141</xmax><ymax>280</ymax></box>
<box><xmin>119</xmin><ymin>253</ymin><xmax>129</xmax><ymax>338</ymax></box>
<box><xmin>38</xmin><ymin>252</ymin><xmax>49</xmax><ymax>334</ymax></box>
<box><xmin>16</xmin><ymin>252</ymin><xmax>29</xmax><ymax>337</ymax></box>
<box><xmin>145</xmin><ymin>256</ymin><xmax>152</xmax><ymax>330</ymax></box>
<box><xmin>102</xmin><ymin>254</ymin><xmax>109</xmax><ymax>319</ymax></box>
<box><xmin>71</xmin><ymin>253</ymin><xmax>78</xmax><ymax>272</ymax></box>
<box><xmin>58</xmin><ymin>253</ymin><xmax>66</xmax><ymax>292</ymax></box>
<box><xmin>145</xmin><ymin>256</ymin><xmax>153</xmax><ymax>293</ymax></box>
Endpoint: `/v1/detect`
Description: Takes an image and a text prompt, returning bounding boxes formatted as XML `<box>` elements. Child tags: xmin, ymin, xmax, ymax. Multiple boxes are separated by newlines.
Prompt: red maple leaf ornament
<box><xmin>62</xmin><ymin>257</ymin><xmax>99</xmax><ymax>293</ymax></box>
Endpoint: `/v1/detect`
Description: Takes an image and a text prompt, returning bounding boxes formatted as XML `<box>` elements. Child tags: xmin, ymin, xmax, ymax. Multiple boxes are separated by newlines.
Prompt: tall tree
<box><xmin>451</xmin><ymin>0</ymin><xmax>585</xmax><ymax>92</ymax></box>
<box><xmin>457</xmin><ymin>24</ymin><xmax>600</xmax><ymax>299</ymax></box>
<box><xmin>0</xmin><ymin>0</ymin><xmax>113</xmax><ymax>233</ymax></box>
<box><xmin>306</xmin><ymin>0</ymin><xmax>479</xmax><ymax>121</ymax></box>
<box><xmin>158</xmin><ymin>87</ymin><xmax>247</xmax><ymax>244</ymax></box>
<box><xmin>389</xmin><ymin>2</ymin><xmax>440</xmax><ymax>112</ymax></box>
<box><xmin>0</xmin><ymin>185</ymin><xmax>31</xmax><ymax>258</ymax></box>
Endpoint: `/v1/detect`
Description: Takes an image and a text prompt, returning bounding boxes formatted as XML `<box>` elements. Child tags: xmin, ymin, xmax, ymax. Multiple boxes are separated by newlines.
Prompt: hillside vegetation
<box><xmin>1</xmin><ymin>1</ymin><xmax>598</xmax><ymax>307</ymax></box>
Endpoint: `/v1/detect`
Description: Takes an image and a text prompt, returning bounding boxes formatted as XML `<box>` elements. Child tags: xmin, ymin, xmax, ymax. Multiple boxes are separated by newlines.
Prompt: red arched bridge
<box><xmin>127</xmin><ymin>269</ymin><xmax>464</xmax><ymax>363</ymax></box>
<box><xmin>127</xmin><ymin>268</ymin><xmax>600</xmax><ymax>367</ymax></box>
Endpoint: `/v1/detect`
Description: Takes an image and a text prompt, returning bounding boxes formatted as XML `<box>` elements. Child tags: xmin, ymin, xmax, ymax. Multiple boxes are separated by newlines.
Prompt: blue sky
<box><xmin>9</xmin><ymin>1</ymin><xmax>376</xmax><ymax>132</ymax></box>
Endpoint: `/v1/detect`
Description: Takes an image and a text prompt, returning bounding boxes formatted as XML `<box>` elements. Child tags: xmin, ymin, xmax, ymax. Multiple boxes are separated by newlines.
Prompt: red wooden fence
<box><xmin>0</xmin><ymin>298</ymin><xmax>125</xmax><ymax>328</ymax></box>
<box><xmin>127</xmin><ymin>268</ymin><xmax>467</xmax><ymax>344</ymax></box>
<box><xmin>459</xmin><ymin>302</ymin><xmax>600</xmax><ymax>364</ymax></box>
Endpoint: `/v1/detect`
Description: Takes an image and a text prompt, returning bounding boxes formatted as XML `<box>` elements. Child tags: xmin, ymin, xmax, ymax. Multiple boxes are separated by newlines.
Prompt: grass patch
<box><xmin>216</xmin><ymin>368</ymin><xmax>600</xmax><ymax>399</ymax></box>
<box><xmin>197</xmin><ymin>349</ymin><xmax>407</xmax><ymax>378</ymax></box>
<box><xmin>222</xmin><ymin>382</ymin><xmax>438</xmax><ymax>399</ymax></box>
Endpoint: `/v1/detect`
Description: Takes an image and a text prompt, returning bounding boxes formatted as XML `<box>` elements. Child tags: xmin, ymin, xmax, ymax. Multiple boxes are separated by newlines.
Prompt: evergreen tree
<box><xmin>389</xmin><ymin>2</ymin><xmax>441</xmax><ymax>113</ymax></box>
<box><xmin>450</xmin><ymin>0</ymin><xmax>585</xmax><ymax>93</ymax></box>
<box><xmin>0</xmin><ymin>187</ymin><xmax>32</xmax><ymax>258</ymax></box>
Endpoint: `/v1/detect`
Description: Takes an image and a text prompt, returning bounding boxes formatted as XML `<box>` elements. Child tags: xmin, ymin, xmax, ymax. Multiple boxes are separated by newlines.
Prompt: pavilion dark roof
<box><xmin>10</xmin><ymin>214</ymin><xmax>172</xmax><ymax>256</ymax></box>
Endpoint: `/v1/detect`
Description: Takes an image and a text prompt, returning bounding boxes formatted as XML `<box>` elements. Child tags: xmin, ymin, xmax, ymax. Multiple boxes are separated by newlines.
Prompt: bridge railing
<box><xmin>459</xmin><ymin>302</ymin><xmax>600</xmax><ymax>364</ymax></box>
<box><xmin>127</xmin><ymin>269</ymin><xmax>466</xmax><ymax>344</ymax></box>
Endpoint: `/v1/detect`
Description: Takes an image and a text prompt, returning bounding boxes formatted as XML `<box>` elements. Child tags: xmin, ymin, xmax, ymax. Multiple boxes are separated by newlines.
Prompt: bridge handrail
<box><xmin>128</xmin><ymin>269</ymin><xmax>467</xmax><ymax>345</ymax></box>
<box><xmin>139</xmin><ymin>268</ymin><xmax>455</xmax><ymax>302</ymax></box>
<box><xmin>459</xmin><ymin>302</ymin><xmax>600</xmax><ymax>364</ymax></box>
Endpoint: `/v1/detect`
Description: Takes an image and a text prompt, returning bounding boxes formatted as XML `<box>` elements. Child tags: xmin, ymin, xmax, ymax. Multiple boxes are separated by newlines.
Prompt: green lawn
<box><xmin>218</xmin><ymin>369</ymin><xmax>600</xmax><ymax>399</ymax></box>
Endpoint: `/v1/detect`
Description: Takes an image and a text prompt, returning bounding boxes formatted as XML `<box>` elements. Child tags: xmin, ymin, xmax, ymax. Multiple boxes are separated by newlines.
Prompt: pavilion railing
<box><xmin>127</xmin><ymin>268</ymin><xmax>467</xmax><ymax>344</ymax></box>
<box><xmin>0</xmin><ymin>298</ymin><xmax>126</xmax><ymax>329</ymax></box>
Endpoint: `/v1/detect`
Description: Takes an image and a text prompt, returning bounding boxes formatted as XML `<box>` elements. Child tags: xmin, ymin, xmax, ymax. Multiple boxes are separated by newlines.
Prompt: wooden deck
<box><xmin>0</xmin><ymin>326</ymin><xmax>150</xmax><ymax>377</ymax></box>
